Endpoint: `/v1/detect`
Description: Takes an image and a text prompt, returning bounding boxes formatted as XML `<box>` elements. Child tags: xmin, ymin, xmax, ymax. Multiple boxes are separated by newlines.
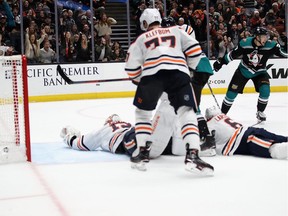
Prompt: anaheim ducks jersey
<box><xmin>207</xmin><ymin>114</ymin><xmax>248</xmax><ymax>156</ymax></box>
<box><xmin>125</xmin><ymin>25</ymin><xmax>202</xmax><ymax>81</ymax></box>
<box><xmin>223</xmin><ymin>37</ymin><xmax>288</xmax><ymax>78</ymax></box>
<box><xmin>72</xmin><ymin>121</ymin><xmax>132</xmax><ymax>153</ymax></box>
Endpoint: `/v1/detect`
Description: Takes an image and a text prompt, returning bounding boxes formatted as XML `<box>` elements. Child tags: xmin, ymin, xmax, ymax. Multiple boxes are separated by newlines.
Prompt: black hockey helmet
<box><xmin>161</xmin><ymin>17</ymin><xmax>176</xmax><ymax>27</ymax></box>
<box><xmin>254</xmin><ymin>27</ymin><xmax>268</xmax><ymax>36</ymax></box>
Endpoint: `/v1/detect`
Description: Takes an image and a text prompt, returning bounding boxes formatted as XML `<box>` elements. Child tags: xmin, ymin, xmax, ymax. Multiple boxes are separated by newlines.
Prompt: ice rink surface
<box><xmin>0</xmin><ymin>92</ymin><xmax>287</xmax><ymax>216</ymax></box>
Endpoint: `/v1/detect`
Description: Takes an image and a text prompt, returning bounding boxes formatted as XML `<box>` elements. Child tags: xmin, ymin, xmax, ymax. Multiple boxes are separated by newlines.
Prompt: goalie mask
<box><xmin>205</xmin><ymin>106</ymin><xmax>221</xmax><ymax>120</ymax></box>
<box><xmin>140</xmin><ymin>8</ymin><xmax>162</xmax><ymax>31</ymax></box>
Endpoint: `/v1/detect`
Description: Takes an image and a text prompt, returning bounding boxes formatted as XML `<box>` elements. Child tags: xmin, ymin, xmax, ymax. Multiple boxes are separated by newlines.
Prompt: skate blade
<box><xmin>185</xmin><ymin>163</ymin><xmax>214</xmax><ymax>176</ymax></box>
<box><xmin>131</xmin><ymin>162</ymin><xmax>147</xmax><ymax>171</ymax></box>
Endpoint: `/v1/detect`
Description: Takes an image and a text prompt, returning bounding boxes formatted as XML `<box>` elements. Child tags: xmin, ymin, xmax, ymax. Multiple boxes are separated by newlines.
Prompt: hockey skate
<box><xmin>199</xmin><ymin>131</ymin><xmax>216</xmax><ymax>157</ymax></box>
<box><xmin>131</xmin><ymin>141</ymin><xmax>152</xmax><ymax>171</ymax></box>
<box><xmin>185</xmin><ymin>144</ymin><xmax>214</xmax><ymax>176</ymax></box>
<box><xmin>256</xmin><ymin>111</ymin><xmax>266</xmax><ymax>122</ymax></box>
<box><xmin>60</xmin><ymin>126</ymin><xmax>81</xmax><ymax>147</ymax></box>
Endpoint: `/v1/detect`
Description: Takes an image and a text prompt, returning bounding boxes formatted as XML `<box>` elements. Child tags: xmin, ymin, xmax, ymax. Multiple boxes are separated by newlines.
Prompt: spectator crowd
<box><xmin>0</xmin><ymin>0</ymin><xmax>286</xmax><ymax>63</ymax></box>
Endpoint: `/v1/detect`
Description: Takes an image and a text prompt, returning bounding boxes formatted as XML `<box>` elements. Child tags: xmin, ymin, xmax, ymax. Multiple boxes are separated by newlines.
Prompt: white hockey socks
<box><xmin>177</xmin><ymin>106</ymin><xmax>200</xmax><ymax>150</ymax></box>
<box><xmin>269</xmin><ymin>142</ymin><xmax>288</xmax><ymax>159</ymax></box>
<box><xmin>133</xmin><ymin>109</ymin><xmax>153</xmax><ymax>156</ymax></box>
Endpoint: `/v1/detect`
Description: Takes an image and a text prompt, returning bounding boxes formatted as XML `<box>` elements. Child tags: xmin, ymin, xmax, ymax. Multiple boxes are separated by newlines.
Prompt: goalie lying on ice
<box><xmin>60</xmin><ymin>104</ymin><xmax>288</xmax><ymax>160</ymax></box>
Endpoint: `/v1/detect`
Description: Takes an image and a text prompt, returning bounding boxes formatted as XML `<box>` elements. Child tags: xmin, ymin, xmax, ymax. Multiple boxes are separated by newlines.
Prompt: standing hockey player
<box><xmin>125</xmin><ymin>8</ymin><xmax>214</xmax><ymax>175</ymax></box>
<box><xmin>161</xmin><ymin>17</ymin><xmax>214</xmax><ymax>140</ymax></box>
<box><xmin>205</xmin><ymin>106</ymin><xmax>288</xmax><ymax>159</ymax></box>
<box><xmin>213</xmin><ymin>27</ymin><xmax>288</xmax><ymax>122</ymax></box>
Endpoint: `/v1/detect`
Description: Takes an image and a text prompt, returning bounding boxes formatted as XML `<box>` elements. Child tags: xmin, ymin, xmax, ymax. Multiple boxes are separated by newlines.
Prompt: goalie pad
<box><xmin>149</xmin><ymin>93</ymin><xmax>215</xmax><ymax>157</ymax></box>
<box><xmin>171</xmin><ymin>119</ymin><xmax>186</xmax><ymax>155</ymax></box>
<box><xmin>170</xmin><ymin>120</ymin><xmax>216</xmax><ymax>157</ymax></box>
<box><xmin>149</xmin><ymin>96</ymin><xmax>177</xmax><ymax>158</ymax></box>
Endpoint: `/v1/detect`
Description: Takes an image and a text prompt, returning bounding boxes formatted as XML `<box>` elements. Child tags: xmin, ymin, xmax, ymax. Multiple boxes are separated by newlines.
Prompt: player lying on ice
<box><xmin>146</xmin><ymin>95</ymin><xmax>288</xmax><ymax>160</ymax></box>
<box><xmin>152</xmin><ymin>99</ymin><xmax>288</xmax><ymax>160</ymax></box>
<box><xmin>60</xmin><ymin>101</ymin><xmax>217</xmax><ymax>166</ymax></box>
<box><xmin>60</xmin><ymin>103</ymin><xmax>287</xmax><ymax>174</ymax></box>
<box><xmin>205</xmin><ymin>106</ymin><xmax>288</xmax><ymax>159</ymax></box>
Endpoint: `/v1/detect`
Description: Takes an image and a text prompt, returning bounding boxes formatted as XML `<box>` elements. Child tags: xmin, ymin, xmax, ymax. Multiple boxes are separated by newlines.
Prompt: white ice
<box><xmin>0</xmin><ymin>92</ymin><xmax>287</xmax><ymax>216</ymax></box>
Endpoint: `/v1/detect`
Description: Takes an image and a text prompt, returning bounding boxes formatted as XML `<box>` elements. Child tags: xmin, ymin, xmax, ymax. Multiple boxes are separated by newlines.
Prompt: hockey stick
<box><xmin>207</xmin><ymin>81</ymin><xmax>221</xmax><ymax>109</ymax></box>
<box><xmin>57</xmin><ymin>65</ymin><xmax>131</xmax><ymax>84</ymax></box>
<box><xmin>250</xmin><ymin>120</ymin><xmax>265</xmax><ymax>127</ymax></box>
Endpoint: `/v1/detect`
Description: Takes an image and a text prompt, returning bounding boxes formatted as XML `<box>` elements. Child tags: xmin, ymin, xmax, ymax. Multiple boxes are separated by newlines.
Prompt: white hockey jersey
<box><xmin>72</xmin><ymin>121</ymin><xmax>132</xmax><ymax>153</ymax></box>
<box><xmin>179</xmin><ymin>24</ymin><xmax>195</xmax><ymax>39</ymax></box>
<box><xmin>207</xmin><ymin>114</ymin><xmax>248</xmax><ymax>156</ymax></box>
<box><xmin>125</xmin><ymin>25</ymin><xmax>202</xmax><ymax>81</ymax></box>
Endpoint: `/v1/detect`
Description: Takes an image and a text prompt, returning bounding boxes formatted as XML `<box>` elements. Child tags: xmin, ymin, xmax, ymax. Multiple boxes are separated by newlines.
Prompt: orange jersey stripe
<box><xmin>125</xmin><ymin>140</ymin><xmax>136</xmax><ymax>148</ymax></box>
<box><xmin>181</xmin><ymin>127</ymin><xmax>199</xmax><ymax>136</ymax></box>
<box><xmin>186</xmin><ymin>27</ymin><xmax>193</xmax><ymax>35</ymax></box>
<box><xmin>247</xmin><ymin>135</ymin><xmax>271</xmax><ymax>148</ymax></box>
<box><xmin>135</xmin><ymin>126</ymin><xmax>153</xmax><ymax>131</ymax></box>
<box><xmin>77</xmin><ymin>138</ymin><xmax>86</xmax><ymax>151</ymax></box>
<box><xmin>143</xmin><ymin>57</ymin><xmax>186</xmax><ymax>68</ymax></box>
<box><xmin>127</xmin><ymin>70</ymin><xmax>141</xmax><ymax>78</ymax></box>
<box><xmin>223</xmin><ymin>128</ymin><xmax>240</xmax><ymax>155</ymax></box>
<box><xmin>185</xmin><ymin>47</ymin><xmax>202</xmax><ymax>56</ymax></box>
<box><xmin>109</xmin><ymin>133</ymin><xmax>122</xmax><ymax>151</ymax></box>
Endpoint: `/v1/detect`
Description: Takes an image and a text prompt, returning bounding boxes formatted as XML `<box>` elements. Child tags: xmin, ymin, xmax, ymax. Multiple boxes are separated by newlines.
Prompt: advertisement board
<box><xmin>25</xmin><ymin>59</ymin><xmax>287</xmax><ymax>102</ymax></box>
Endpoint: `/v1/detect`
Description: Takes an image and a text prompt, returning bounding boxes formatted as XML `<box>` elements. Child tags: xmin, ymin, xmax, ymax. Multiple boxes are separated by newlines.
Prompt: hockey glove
<box><xmin>200</xmin><ymin>130</ymin><xmax>216</xmax><ymax>152</ymax></box>
<box><xmin>104</xmin><ymin>114</ymin><xmax>122</xmax><ymax>125</ymax></box>
<box><xmin>197</xmin><ymin>114</ymin><xmax>210</xmax><ymax>140</ymax></box>
<box><xmin>213</xmin><ymin>58</ymin><xmax>223</xmax><ymax>72</ymax></box>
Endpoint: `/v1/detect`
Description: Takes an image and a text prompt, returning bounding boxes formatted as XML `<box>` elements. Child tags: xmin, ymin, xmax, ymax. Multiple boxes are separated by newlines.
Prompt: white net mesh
<box><xmin>0</xmin><ymin>55</ymin><xmax>29</xmax><ymax>163</ymax></box>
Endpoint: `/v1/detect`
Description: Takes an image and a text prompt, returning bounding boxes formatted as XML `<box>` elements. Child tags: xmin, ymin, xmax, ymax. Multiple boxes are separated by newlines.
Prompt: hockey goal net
<box><xmin>0</xmin><ymin>55</ymin><xmax>31</xmax><ymax>163</ymax></box>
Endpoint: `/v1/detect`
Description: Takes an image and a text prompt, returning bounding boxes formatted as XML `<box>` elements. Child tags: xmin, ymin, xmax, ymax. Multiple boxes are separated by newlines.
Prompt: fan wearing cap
<box><xmin>125</xmin><ymin>8</ymin><xmax>214</xmax><ymax>175</ymax></box>
<box><xmin>213</xmin><ymin>26</ymin><xmax>288</xmax><ymax>123</ymax></box>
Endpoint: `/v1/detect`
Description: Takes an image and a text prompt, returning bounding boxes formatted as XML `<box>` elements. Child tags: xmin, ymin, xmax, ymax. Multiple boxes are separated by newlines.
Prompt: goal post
<box><xmin>0</xmin><ymin>55</ymin><xmax>31</xmax><ymax>163</ymax></box>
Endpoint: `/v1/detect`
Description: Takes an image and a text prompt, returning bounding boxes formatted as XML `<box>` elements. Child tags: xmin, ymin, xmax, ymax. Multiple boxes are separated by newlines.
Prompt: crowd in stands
<box><xmin>132</xmin><ymin>0</ymin><xmax>287</xmax><ymax>59</ymax></box>
<box><xmin>0</xmin><ymin>0</ymin><xmax>286</xmax><ymax>64</ymax></box>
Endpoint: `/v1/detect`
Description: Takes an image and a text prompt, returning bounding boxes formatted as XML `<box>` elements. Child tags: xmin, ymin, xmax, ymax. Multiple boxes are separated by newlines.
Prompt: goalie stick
<box><xmin>250</xmin><ymin>120</ymin><xmax>265</xmax><ymax>127</ymax></box>
<box><xmin>57</xmin><ymin>65</ymin><xmax>131</xmax><ymax>84</ymax></box>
